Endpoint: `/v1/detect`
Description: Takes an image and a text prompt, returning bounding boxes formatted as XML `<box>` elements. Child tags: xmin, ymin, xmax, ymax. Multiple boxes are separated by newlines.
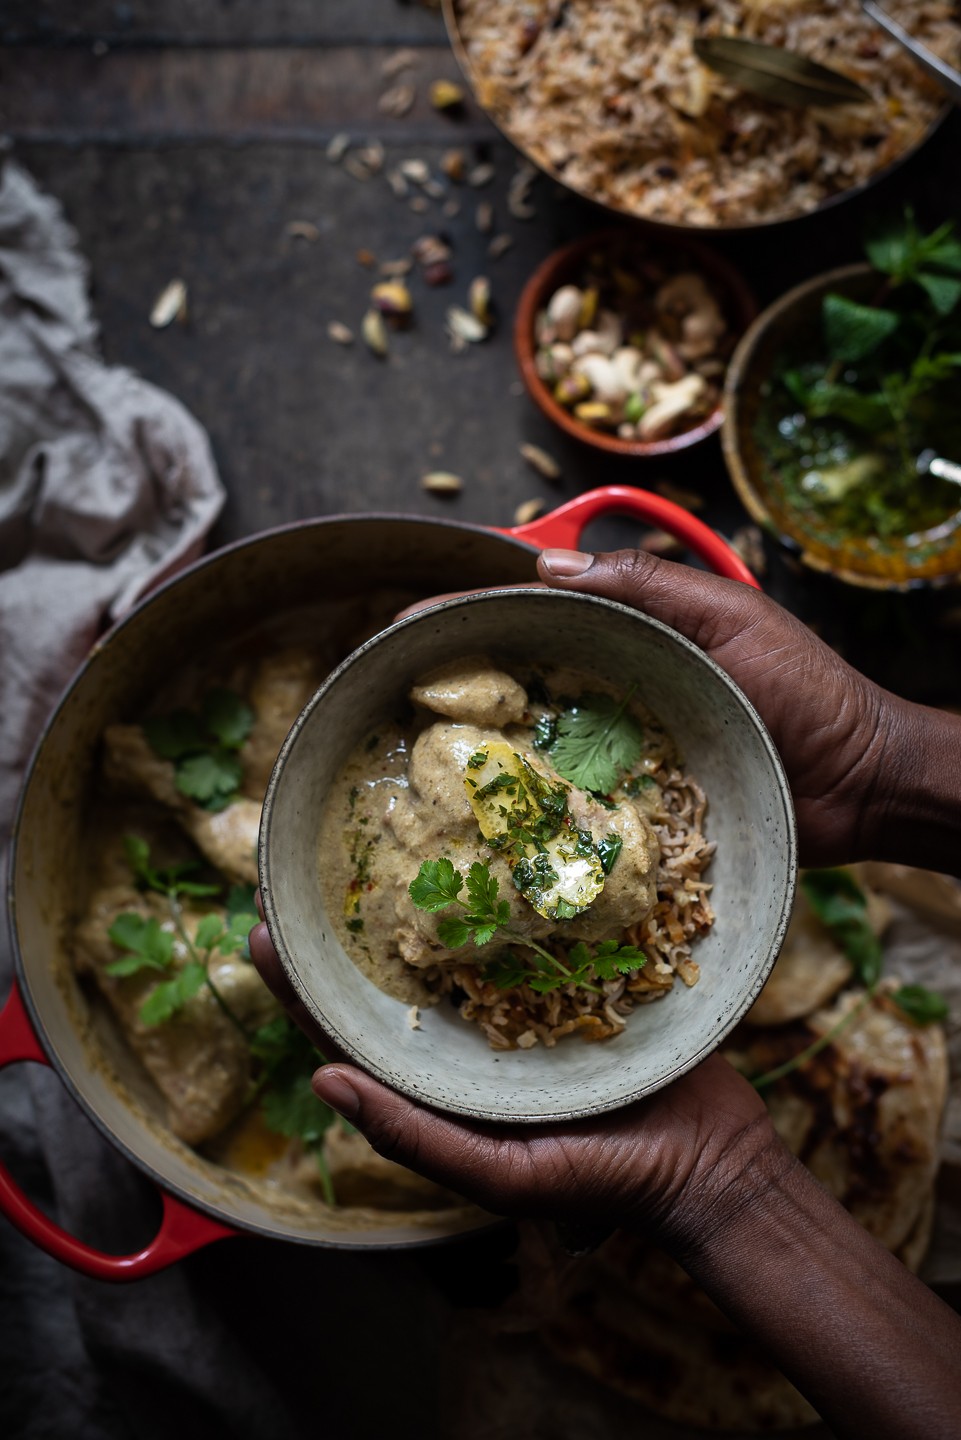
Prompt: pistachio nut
<box><xmin>553</xmin><ymin>372</ymin><xmax>592</xmax><ymax>408</ymax></box>
<box><xmin>574</xmin><ymin>401</ymin><xmax>616</xmax><ymax>427</ymax></box>
<box><xmin>421</xmin><ymin>471</ymin><xmax>463</xmax><ymax>495</ymax></box>
<box><xmin>578</xmin><ymin>285</ymin><xmax>600</xmax><ymax>330</ymax></box>
<box><xmin>546</xmin><ymin>285</ymin><xmax>583</xmax><ymax>343</ymax></box>
<box><xmin>573</xmin><ymin>354</ymin><xmax>629</xmax><ymax>407</ymax></box>
<box><xmin>430</xmin><ymin>79</ymin><xmax>466</xmax><ymax>111</ymax></box>
<box><xmin>361</xmin><ymin>308</ymin><xmax>389</xmax><ymax>357</ymax></box>
<box><xmin>371</xmin><ymin>280</ymin><xmax>413</xmax><ymax>319</ymax></box>
<box><xmin>468</xmin><ymin>276</ymin><xmax>493</xmax><ymax>327</ymax></box>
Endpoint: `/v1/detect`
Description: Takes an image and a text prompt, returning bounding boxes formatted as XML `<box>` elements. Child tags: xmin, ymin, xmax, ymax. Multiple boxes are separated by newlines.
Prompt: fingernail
<box><xmin>314</xmin><ymin>1071</ymin><xmax>360</xmax><ymax>1121</ymax></box>
<box><xmin>539</xmin><ymin>548</ymin><xmax>595</xmax><ymax>577</ymax></box>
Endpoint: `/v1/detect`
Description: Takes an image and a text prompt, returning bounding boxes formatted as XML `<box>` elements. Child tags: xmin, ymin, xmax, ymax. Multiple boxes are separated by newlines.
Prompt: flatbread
<box><xmin>533</xmin><ymin>989</ymin><xmax>947</xmax><ymax>1433</ymax></box>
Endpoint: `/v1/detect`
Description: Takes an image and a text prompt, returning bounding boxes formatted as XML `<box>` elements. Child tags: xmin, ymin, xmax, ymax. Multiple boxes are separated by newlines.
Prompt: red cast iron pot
<box><xmin>1</xmin><ymin>487</ymin><xmax>758</xmax><ymax>1281</ymax></box>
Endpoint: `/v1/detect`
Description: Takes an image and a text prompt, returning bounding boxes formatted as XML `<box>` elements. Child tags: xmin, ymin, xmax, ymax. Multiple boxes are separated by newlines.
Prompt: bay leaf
<box><xmin>693</xmin><ymin>36</ymin><xmax>872</xmax><ymax>108</ymax></box>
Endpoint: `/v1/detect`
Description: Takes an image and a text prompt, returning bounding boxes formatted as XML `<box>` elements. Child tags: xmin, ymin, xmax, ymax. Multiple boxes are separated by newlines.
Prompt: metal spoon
<box><xmin>917</xmin><ymin>449</ymin><xmax>961</xmax><ymax>485</ymax></box>
<box><xmin>861</xmin><ymin>1</ymin><xmax>961</xmax><ymax>106</ymax></box>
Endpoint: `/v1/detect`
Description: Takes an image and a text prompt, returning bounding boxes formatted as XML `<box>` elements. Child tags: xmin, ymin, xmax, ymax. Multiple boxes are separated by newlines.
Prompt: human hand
<box><xmin>248</xmin><ymin>916</ymin><xmax>784</xmax><ymax>1239</ymax></box>
<box><xmin>536</xmin><ymin>547</ymin><xmax>909</xmax><ymax>867</ymax></box>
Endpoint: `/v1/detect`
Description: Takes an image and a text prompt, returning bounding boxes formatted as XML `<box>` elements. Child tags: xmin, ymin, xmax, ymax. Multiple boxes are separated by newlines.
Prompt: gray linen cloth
<box><xmin>0</xmin><ymin>158</ymin><xmax>466</xmax><ymax>1440</ymax></box>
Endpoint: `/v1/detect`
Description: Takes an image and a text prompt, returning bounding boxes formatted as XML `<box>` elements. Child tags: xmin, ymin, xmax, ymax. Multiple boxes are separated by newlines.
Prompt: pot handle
<box><xmin>0</xmin><ymin>980</ymin><xmax>236</xmax><ymax>1282</ymax></box>
<box><xmin>502</xmin><ymin>484</ymin><xmax>760</xmax><ymax>589</ymax></box>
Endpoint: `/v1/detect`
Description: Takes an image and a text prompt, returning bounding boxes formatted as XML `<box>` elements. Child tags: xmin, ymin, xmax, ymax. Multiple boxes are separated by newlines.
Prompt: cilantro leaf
<box><xmin>437</xmin><ymin>916</ymin><xmax>472</xmax><ymax>949</ymax></box>
<box><xmin>822</xmin><ymin>293</ymin><xmax>899</xmax><ymax>365</ymax></box>
<box><xmin>143</xmin><ymin>710</ymin><xmax>207</xmax><ymax>761</ymax></box>
<box><xmin>143</xmin><ymin>689</ymin><xmax>251</xmax><ymax>812</ymax></box>
<box><xmin>891</xmin><ymin>984</ymin><xmax>949</xmax><ymax>1025</ymax></box>
<box><xmin>548</xmin><ymin>691</ymin><xmax>643</xmax><ymax>795</ymax></box>
<box><xmin>194</xmin><ymin>913</ymin><xmax>224</xmax><ymax>951</ymax></box>
<box><xmin>801</xmin><ymin>869</ymin><xmax>883</xmax><ymax>988</ymax></box>
<box><xmin>106</xmin><ymin>913</ymin><xmax>175</xmax><ymax>974</ymax></box>
<box><xmin>175</xmin><ymin>751</ymin><xmax>243</xmax><ymax>811</ymax></box>
<box><xmin>202</xmin><ymin>688</ymin><xmax>255</xmax><ymax>751</ymax></box>
<box><xmin>139</xmin><ymin>960</ymin><xmax>207</xmax><ymax>1026</ymax></box>
<box><xmin>123</xmin><ymin>834</ymin><xmax>221</xmax><ymax>898</ymax></box>
<box><xmin>262</xmin><ymin>1071</ymin><xmax>335</xmax><ymax>1148</ymax></box>
<box><xmin>465</xmin><ymin>860</ymin><xmax>501</xmax><ymax>917</ymax></box>
<box><xmin>409</xmin><ymin>858</ymin><xmax>463</xmax><ymax>911</ymax></box>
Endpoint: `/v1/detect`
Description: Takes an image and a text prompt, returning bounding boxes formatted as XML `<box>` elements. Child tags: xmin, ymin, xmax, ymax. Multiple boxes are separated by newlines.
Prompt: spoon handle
<box><xmin>861</xmin><ymin>0</ymin><xmax>961</xmax><ymax>106</ymax></box>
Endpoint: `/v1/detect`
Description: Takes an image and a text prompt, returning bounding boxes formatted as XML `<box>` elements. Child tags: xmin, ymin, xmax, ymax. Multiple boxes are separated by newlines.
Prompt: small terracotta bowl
<box><xmin>723</xmin><ymin>264</ymin><xmax>961</xmax><ymax>591</ymax></box>
<box><xmin>260</xmin><ymin>588</ymin><xmax>796</xmax><ymax>1125</ymax></box>
<box><xmin>513</xmin><ymin>228</ymin><xmax>758</xmax><ymax>459</ymax></box>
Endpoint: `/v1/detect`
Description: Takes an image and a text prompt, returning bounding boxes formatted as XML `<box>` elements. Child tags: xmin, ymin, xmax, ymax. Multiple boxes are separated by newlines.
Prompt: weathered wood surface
<box><xmin>2</xmin><ymin>0</ymin><xmax>960</xmax><ymax>702</ymax></box>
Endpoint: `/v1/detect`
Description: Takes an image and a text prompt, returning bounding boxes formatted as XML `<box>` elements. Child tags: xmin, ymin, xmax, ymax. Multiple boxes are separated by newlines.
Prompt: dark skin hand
<box><xmin>251</xmin><ymin>548</ymin><xmax>961</xmax><ymax>1437</ymax></box>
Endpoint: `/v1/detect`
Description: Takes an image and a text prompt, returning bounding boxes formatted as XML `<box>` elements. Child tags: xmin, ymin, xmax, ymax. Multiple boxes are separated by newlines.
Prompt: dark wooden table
<box><xmin>2</xmin><ymin>5</ymin><xmax>960</xmax><ymax>1438</ymax></box>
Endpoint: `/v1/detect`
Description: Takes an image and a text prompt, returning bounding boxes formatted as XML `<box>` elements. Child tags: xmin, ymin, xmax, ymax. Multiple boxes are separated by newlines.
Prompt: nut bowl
<box><xmin>722</xmin><ymin>264</ymin><xmax>961</xmax><ymax>590</ymax></box>
<box><xmin>260</xmin><ymin>588</ymin><xmax>797</xmax><ymax>1125</ymax></box>
<box><xmin>514</xmin><ymin>229</ymin><xmax>757</xmax><ymax>459</ymax></box>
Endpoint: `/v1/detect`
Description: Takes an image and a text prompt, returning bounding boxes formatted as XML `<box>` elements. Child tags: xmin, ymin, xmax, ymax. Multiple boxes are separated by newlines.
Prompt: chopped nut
<box><xmin>468</xmin><ymin>162</ymin><xmax>495</xmax><ymax>187</ymax></box>
<box><xmin>361</xmin><ymin>309</ymin><xmax>389</xmax><ymax>357</ymax></box>
<box><xmin>475</xmin><ymin>200</ymin><xmax>494</xmax><ymax>234</ymax></box>
<box><xmin>487</xmin><ymin>233</ymin><xmax>513</xmax><ymax>259</ymax></box>
<box><xmin>446</xmin><ymin>305</ymin><xmax>488</xmax><ymax>344</ymax></box>
<box><xmin>514</xmin><ymin>498</ymin><xmax>546</xmax><ymax>525</ymax></box>
<box><xmin>381</xmin><ymin>48</ymin><xmax>418</xmax><ymax>78</ymax></box>
<box><xmin>423</xmin><ymin>178</ymin><xmax>447</xmax><ymax>200</ymax></box>
<box><xmin>409</xmin><ymin>196</ymin><xmax>430</xmax><ymax>213</ymax></box>
<box><xmin>285</xmin><ymin>220</ymin><xmax>320</xmax><ymax>242</ymax></box>
<box><xmin>574</xmin><ymin>401</ymin><xmax>616</xmax><ymax>426</ymax></box>
<box><xmin>371</xmin><ymin>280</ymin><xmax>413</xmax><ymax>319</ymax></box>
<box><xmin>378</xmin><ymin>82</ymin><xmax>416</xmax><ymax>118</ymax></box>
<box><xmin>468</xmin><ymin>275</ymin><xmax>493</xmax><ymax>327</ymax></box>
<box><xmin>412</xmin><ymin>234</ymin><xmax>452</xmax><ymax>267</ymax></box>
<box><xmin>380</xmin><ymin>256</ymin><xmax>414</xmax><ymax>277</ymax></box>
<box><xmin>507</xmin><ymin>161</ymin><xmax>538</xmax><ymax>220</ymax></box>
<box><xmin>400</xmin><ymin>158</ymin><xmax>430</xmax><ymax>185</ymax></box>
<box><xmin>386</xmin><ymin>168</ymin><xmax>409</xmax><ymax>199</ymax></box>
<box><xmin>430</xmin><ymin>79</ymin><xmax>466</xmax><ymax>111</ymax></box>
<box><xmin>440</xmin><ymin>148</ymin><xmax>467</xmax><ymax>182</ymax></box>
<box><xmin>406</xmin><ymin>1004</ymin><xmax>422</xmax><ymax>1031</ymax></box>
<box><xmin>421</xmin><ymin>471</ymin><xmax>463</xmax><ymax>495</ymax></box>
<box><xmin>443</xmin><ymin>199</ymin><xmax>461</xmax><ymax>218</ymax></box>
<box><xmin>546</xmin><ymin>285</ymin><xmax>583</xmax><ymax>343</ymax></box>
<box><xmin>326</xmin><ymin>132</ymin><xmax>351</xmax><ymax>163</ymax></box>
<box><xmin>356</xmin><ymin>248</ymin><xmax>377</xmax><ymax>269</ymax></box>
<box><xmin>423</xmin><ymin>260</ymin><xmax>454</xmax><ymax>286</ymax></box>
<box><xmin>638</xmin><ymin>528</ymin><xmax>684</xmax><ymax>558</ymax></box>
<box><xmin>655</xmin><ymin>478</ymin><xmax>705</xmax><ymax>510</ymax></box>
<box><xmin>554</xmin><ymin>373</ymin><xmax>592</xmax><ymax>407</ymax></box>
<box><xmin>149</xmin><ymin>279</ymin><xmax>187</xmax><ymax>328</ymax></box>
<box><xmin>519</xmin><ymin>443</ymin><xmax>561</xmax><ymax>481</ymax></box>
<box><xmin>327</xmin><ymin>320</ymin><xmax>354</xmax><ymax>346</ymax></box>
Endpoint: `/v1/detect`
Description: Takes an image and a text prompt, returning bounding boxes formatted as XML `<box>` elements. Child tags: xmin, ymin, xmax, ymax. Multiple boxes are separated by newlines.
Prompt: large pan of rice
<box><xmin>445</xmin><ymin>0</ymin><xmax>959</xmax><ymax>229</ymax></box>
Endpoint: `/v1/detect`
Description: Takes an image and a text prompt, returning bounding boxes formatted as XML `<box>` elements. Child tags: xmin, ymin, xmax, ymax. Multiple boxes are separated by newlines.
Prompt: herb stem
<box><xmin>167</xmin><ymin>891</ymin><xmax>252</xmax><ymax>1042</ymax></box>
<box><xmin>751</xmin><ymin>988</ymin><xmax>874</xmax><ymax>1091</ymax></box>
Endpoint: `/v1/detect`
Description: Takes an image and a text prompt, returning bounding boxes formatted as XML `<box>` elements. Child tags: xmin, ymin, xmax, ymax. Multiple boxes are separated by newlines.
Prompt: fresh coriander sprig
<box><xmin>750</xmin><ymin>868</ymin><xmax>948</xmax><ymax>1091</ymax></box>
<box><xmin>107</xmin><ymin>836</ymin><xmax>258</xmax><ymax>1033</ymax></box>
<box><xmin>249</xmin><ymin>1015</ymin><xmax>342</xmax><ymax>1205</ymax></box>
<box><xmin>143</xmin><ymin>687</ymin><xmax>254</xmax><ymax>812</ymax></box>
<box><xmin>409</xmin><ymin>858</ymin><xmax>646</xmax><ymax>995</ymax></box>
<box><xmin>542</xmin><ymin>689</ymin><xmax>644</xmax><ymax>795</ymax></box>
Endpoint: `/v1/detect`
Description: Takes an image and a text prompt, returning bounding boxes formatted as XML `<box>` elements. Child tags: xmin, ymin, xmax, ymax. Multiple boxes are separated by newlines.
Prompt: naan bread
<box><xmin>746</xmin><ymin>876</ymin><xmax>891</xmax><ymax>1028</ymax></box>
<box><xmin>536</xmin><ymin>988</ymin><xmax>947</xmax><ymax>1433</ymax></box>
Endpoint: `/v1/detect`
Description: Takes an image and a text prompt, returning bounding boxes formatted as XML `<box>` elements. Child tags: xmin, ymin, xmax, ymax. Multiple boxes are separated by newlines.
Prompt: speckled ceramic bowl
<box><xmin>260</xmin><ymin>589</ymin><xmax>797</xmax><ymax>1124</ymax></box>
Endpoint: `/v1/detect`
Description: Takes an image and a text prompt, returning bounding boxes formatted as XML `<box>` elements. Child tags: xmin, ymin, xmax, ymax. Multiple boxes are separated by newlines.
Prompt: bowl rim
<box><xmin>260</xmin><ymin>586</ymin><xmax>798</xmax><ymax>1124</ymax></box>
<box><xmin>441</xmin><ymin>0</ymin><xmax>951</xmax><ymax>236</ymax></box>
<box><xmin>721</xmin><ymin>260</ymin><xmax>961</xmax><ymax>592</ymax></box>
<box><xmin>513</xmin><ymin>226</ymin><xmax>758</xmax><ymax>459</ymax></box>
